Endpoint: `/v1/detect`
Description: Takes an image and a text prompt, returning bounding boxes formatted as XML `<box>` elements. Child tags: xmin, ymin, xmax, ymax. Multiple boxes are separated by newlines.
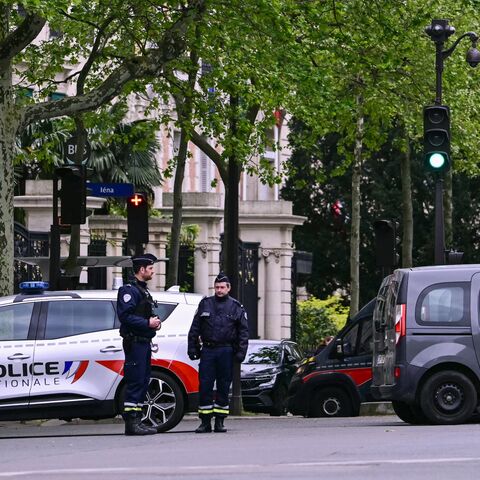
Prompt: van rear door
<box><xmin>372</xmin><ymin>270</ymin><xmax>404</xmax><ymax>396</ymax></box>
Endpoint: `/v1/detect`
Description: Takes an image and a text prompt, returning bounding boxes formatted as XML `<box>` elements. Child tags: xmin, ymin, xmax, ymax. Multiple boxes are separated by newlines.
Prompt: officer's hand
<box><xmin>188</xmin><ymin>351</ymin><xmax>200</xmax><ymax>361</ymax></box>
<box><xmin>235</xmin><ymin>352</ymin><xmax>246</xmax><ymax>363</ymax></box>
<box><xmin>149</xmin><ymin>316</ymin><xmax>161</xmax><ymax>330</ymax></box>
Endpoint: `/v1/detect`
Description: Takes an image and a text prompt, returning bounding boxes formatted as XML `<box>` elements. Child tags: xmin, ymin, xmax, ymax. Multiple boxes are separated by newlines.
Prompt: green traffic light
<box><xmin>428</xmin><ymin>152</ymin><xmax>447</xmax><ymax>169</ymax></box>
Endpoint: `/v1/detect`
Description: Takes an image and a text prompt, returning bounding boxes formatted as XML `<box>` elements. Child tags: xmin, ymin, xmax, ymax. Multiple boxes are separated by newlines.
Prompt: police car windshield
<box><xmin>244</xmin><ymin>344</ymin><xmax>281</xmax><ymax>365</ymax></box>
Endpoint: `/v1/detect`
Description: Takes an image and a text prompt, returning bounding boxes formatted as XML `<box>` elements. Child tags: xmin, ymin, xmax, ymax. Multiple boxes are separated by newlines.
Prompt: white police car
<box><xmin>0</xmin><ymin>282</ymin><xmax>202</xmax><ymax>432</ymax></box>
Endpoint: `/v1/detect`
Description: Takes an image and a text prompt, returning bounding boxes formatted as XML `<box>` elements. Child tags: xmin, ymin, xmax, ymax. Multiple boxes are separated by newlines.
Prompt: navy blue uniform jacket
<box><xmin>117</xmin><ymin>281</ymin><xmax>155</xmax><ymax>339</ymax></box>
<box><xmin>188</xmin><ymin>295</ymin><xmax>249</xmax><ymax>361</ymax></box>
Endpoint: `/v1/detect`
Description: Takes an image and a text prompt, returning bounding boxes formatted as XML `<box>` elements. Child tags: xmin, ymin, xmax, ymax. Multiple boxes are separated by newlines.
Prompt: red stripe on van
<box><xmin>303</xmin><ymin>367</ymin><xmax>372</xmax><ymax>386</ymax></box>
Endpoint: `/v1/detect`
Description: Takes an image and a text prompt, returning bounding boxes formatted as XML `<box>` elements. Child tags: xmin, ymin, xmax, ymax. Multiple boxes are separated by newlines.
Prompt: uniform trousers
<box><xmin>198</xmin><ymin>345</ymin><xmax>233</xmax><ymax>418</ymax></box>
<box><xmin>123</xmin><ymin>339</ymin><xmax>151</xmax><ymax>412</ymax></box>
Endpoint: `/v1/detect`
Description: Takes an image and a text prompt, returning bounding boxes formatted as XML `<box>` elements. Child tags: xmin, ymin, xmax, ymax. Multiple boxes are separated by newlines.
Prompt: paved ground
<box><xmin>1</xmin><ymin>412</ymin><xmax>480</xmax><ymax>480</ymax></box>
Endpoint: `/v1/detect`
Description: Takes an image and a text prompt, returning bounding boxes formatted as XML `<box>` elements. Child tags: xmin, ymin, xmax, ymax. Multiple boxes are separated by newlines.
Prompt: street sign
<box><xmin>64</xmin><ymin>136</ymin><xmax>91</xmax><ymax>164</ymax></box>
<box><xmin>87</xmin><ymin>182</ymin><xmax>134</xmax><ymax>197</ymax></box>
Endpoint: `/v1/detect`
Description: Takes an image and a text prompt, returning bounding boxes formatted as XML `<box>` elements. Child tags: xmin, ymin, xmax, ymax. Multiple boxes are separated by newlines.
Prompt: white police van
<box><xmin>0</xmin><ymin>282</ymin><xmax>202</xmax><ymax>432</ymax></box>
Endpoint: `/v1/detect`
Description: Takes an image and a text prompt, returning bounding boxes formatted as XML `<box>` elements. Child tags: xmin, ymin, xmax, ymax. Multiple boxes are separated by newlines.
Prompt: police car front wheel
<box><xmin>118</xmin><ymin>371</ymin><xmax>185</xmax><ymax>433</ymax></box>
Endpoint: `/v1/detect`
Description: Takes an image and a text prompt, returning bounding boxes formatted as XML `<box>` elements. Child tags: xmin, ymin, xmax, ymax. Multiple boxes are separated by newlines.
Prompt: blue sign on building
<box><xmin>87</xmin><ymin>183</ymin><xmax>134</xmax><ymax>197</ymax></box>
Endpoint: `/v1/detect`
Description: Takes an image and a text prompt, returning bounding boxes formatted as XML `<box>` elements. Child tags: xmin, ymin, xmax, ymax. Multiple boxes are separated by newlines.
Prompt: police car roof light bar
<box><xmin>19</xmin><ymin>281</ymin><xmax>49</xmax><ymax>293</ymax></box>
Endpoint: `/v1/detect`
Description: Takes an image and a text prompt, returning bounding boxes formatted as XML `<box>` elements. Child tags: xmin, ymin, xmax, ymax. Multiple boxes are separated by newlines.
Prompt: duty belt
<box><xmin>203</xmin><ymin>341</ymin><xmax>232</xmax><ymax>348</ymax></box>
<box><xmin>124</xmin><ymin>334</ymin><xmax>152</xmax><ymax>344</ymax></box>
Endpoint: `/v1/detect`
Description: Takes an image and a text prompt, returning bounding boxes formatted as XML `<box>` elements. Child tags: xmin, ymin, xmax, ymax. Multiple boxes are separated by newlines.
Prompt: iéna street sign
<box><xmin>87</xmin><ymin>182</ymin><xmax>134</xmax><ymax>197</ymax></box>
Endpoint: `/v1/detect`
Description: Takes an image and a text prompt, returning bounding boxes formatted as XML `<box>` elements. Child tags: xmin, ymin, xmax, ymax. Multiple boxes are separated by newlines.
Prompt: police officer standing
<box><xmin>117</xmin><ymin>253</ymin><xmax>161</xmax><ymax>436</ymax></box>
<box><xmin>188</xmin><ymin>273</ymin><xmax>249</xmax><ymax>433</ymax></box>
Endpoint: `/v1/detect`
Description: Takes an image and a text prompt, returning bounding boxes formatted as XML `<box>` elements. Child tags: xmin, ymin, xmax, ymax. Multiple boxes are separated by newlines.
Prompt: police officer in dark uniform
<box><xmin>117</xmin><ymin>253</ymin><xmax>161</xmax><ymax>436</ymax></box>
<box><xmin>188</xmin><ymin>273</ymin><xmax>249</xmax><ymax>433</ymax></box>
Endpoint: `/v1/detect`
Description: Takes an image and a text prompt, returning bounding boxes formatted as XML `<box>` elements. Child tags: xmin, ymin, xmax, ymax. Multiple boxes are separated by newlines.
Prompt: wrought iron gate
<box><xmin>14</xmin><ymin>222</ymin><xmax>49</xmax><ymax>292</ymax></box>
<box><xmin>238</xmin><ymin>241</ymin><xmax>260</xmax><ymax>339</ymax></box>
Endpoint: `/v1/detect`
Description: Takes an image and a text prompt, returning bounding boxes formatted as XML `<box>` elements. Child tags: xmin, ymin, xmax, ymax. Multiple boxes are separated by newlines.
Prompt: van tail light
<box><xmin>395</xmin><ymin>304</ymin><xmax>406</xmax><ymax>344</ymax></box>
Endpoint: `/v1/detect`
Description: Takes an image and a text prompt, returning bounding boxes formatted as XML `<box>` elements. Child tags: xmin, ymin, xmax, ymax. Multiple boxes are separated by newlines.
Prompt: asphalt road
<box><xmin>1</xmin><ymin>415</ymin><xmax>480</xmax><ymax>480</ymax></box>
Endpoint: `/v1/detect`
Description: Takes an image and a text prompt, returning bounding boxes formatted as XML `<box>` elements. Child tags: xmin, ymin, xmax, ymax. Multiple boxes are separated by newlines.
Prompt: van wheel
<box><xmin>311</xmin><ymin>387</ymin><xmax>355</xmax><ymax>417</ymax></box>
<box><xmin>118</xmin><ymin>371</ymin><xmax>185</xmax><ymax>432</ymax></box>
<box><xmin>392</xmin><ymin>401</ymin><xmax>429</xmax><ymax>425</ymax></box>
<box><xmin>420</xmin><ymin>371</ymin><xmax>477</xmax><ymax>425</ymax></box>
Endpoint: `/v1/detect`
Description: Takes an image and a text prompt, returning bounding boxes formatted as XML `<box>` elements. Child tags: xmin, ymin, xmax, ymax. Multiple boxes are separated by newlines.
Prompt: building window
<box><xmin>49</xmin><ymin>92</ymin><xmax>66</xmax><ymax>101</ymax></box>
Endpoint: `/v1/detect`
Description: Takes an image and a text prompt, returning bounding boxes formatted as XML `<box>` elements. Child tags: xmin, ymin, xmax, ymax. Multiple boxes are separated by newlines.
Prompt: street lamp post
<box><xmin>425</xmin><ymin>19</ymin><xmax>480</xmax><ymax>264</ymax></box>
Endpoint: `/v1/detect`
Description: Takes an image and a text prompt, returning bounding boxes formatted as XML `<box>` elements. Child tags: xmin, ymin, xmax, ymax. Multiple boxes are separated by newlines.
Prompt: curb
<box><xmin>360</xmin><ymin>402</ymin><xmax>394</xmax><ymax>416</ymax></box>
<box><xmin>0</xmin><ymin>403</ymin><xmax>395</xmax><ymax>428</ymax></box>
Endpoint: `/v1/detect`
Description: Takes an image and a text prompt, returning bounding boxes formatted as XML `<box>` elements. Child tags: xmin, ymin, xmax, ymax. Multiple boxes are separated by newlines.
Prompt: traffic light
<box><xmin>57</xmin><ymin>165</ymin><xmax>86</xmax><ymax>224</ymax></box>
<box><xmin>374</xmin><ymin>220</ymin><xmax>400</xmax><ymax>268</ymax></box>
<box><xmin>423</xmin><ymin>105</ymin><xmax>451</xmax><ymax>172</ymax></box>
<box><xmin>330</xmin><ymin>199</ymin><xmax>346</xmax><ymax>229</ymax></box>
<box><xmin>127</xmin><ymin>193</ymin><xmax>149</xmax><ymax>246</ymax></box>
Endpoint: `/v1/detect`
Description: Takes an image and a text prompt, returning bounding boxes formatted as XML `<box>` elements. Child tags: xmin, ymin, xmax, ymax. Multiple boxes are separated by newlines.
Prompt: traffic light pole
<box><xmin>425</xmin><ymin>20</ymin><xmax>479</xmax><ymax>265</ymax></box>
<box><xmin>49</xmin><ymin>176</ymin><xmax>61</xmax><ymax>290</ymax></box>
<box><xmin>434</xmin><ymin>178</ymin><xmax>446</xmax><ymax>265</ymax></box>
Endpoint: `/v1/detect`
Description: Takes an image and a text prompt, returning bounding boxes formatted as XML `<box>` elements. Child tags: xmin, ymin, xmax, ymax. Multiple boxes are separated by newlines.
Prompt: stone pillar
<box><xmin>194</xmin><ymin>243</ymin><xmax>210</xmax><ymax>296</ymax></box>
<box><xmin>262</xmin><ymin>248</ymin><xmax>282</xmax><ymax>340</ymax></box>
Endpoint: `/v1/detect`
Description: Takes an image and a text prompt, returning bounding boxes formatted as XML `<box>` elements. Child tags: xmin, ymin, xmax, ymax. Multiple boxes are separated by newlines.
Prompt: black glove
<box><xmin>234</xmin><ymin>352</ymin><xmax>245</xmax><ymax>363</ymax></box>
<box><xmin>188</xmin><ymin>350</ymin><xmax>200</xmax><ymax>361</ymax></box>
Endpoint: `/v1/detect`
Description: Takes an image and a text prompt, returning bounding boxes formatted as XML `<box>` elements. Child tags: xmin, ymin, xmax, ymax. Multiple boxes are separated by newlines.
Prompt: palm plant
<box><xmin>15</xmin><ymin>118</ymin><xmax>163</xmax><ymax>199</ymax></box>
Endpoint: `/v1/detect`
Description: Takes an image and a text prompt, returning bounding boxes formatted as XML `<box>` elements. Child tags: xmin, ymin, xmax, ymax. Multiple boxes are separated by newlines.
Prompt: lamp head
<box><xmin>466</xmin><ymin>45</ymin><xmax>480</xmax><ymax>67</ymax></box>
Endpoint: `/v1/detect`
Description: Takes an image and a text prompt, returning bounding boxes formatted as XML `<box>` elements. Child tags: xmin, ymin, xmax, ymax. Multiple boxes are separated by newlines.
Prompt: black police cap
<box><xmin>131</xmin><ymin>253</ymin><xmax>159</xmax><ymax>267</ymax></box>
<box><xmin>214</xmin><ymin>272</ymin><xmax>230</xmax><ymax>284</ymax></box>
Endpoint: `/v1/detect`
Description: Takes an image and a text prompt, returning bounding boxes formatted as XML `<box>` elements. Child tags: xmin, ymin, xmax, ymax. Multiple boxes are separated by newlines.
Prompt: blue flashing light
<box><xmin>19</xmin><ymin>281</ymin><xmax>49</xmax><ymax>293</ymax></box>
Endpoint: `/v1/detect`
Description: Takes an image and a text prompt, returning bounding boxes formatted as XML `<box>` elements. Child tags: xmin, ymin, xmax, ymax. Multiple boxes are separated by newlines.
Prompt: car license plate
<box><xmin>376</xmin><ymin>354</ymin><xmax>385</xmax><ymax>365</ymax></box>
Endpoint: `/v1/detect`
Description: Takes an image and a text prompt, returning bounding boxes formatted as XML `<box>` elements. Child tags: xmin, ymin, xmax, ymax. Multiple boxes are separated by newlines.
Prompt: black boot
<box><xmin>124</xmin><ymin>411</ymin><xmax>157</xmax><ymax>436</ymax></box>
<box><xmin>195</xmin><ymin>416</ymin><xmax>212</xmax><ymax>433</ymax></box>
<box><xmin>214</xmin><ymin>416</ymin><xmax>227</xmax><ymax>433</ymax></box>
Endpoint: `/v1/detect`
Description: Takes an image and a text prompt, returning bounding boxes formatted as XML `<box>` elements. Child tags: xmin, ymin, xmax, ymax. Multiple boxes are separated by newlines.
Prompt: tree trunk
<box><xmin>166</xmin><ymin>128</ymin><xmax>188</xmax><ymax>289</ymax></box>
<box><xmin>224</xmin><ymin>95</ymin><xmax>242</xmax><ymax>417</ymax></box>
<box><xmin>400</xmin><ymin>133</ymin><xmax>413</xmax><ymax>267</ymax></box>
<box><xmin>223</xmin><ymin>95</ymin><xmax>240</xmax><ymax>299</ymax></box>
<box><xmin>166</xmin><ymin>47</ymin><xmax>198</xmax><ymax>289</ymax></box>
<box><xmin>349</xmin><ymin>95</ymin><xmax>364</xmax><ymax>318</ymax></box>
<box><xmin>0</xmin><ymin>7</ymin><xmax>17</xmax><ymax>296</ymax></box>
<box><xmin>224</xmin><ymin>156</ymin><xmax>241</xmax><ymax>299</ymax></box>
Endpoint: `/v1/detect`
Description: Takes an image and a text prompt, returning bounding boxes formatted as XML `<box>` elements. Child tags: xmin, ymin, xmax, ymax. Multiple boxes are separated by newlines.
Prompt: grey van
<box><xmin>371</xmin><ymin>265</ymin><xmax>480</xmax><ymax>425</ymax></box>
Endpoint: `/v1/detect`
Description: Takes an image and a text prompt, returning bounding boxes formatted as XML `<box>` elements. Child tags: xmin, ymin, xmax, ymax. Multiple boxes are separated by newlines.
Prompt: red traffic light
<box><xmin>128</xmin><ymin>193</ymin><xmax>145</xmax><ymax>207</ymax></box>
<box><xmin>127</xmin><ymin>193</ymin><xmax>149</xmax><ymax>246</ymax></box>
<box><xmin>331</xmin><ymin>200</ymin><xmax>343</xmax><ymax>217</ymax></box>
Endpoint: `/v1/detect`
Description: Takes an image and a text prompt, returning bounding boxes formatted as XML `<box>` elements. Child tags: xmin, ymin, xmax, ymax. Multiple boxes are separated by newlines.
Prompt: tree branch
<box><xmin>0</xmin><ymin>12</ymin><xmax>46</xmax><ymax>72</ymax></box>
<box><xmin>20</xmin><ymin>0</ymin><xmax>205</xmax><ymax>130</ymax></box>
<box><xmin>190</xmin><ymin>129</ymin><xmax>227</xmax><ymax>181</ymax></box>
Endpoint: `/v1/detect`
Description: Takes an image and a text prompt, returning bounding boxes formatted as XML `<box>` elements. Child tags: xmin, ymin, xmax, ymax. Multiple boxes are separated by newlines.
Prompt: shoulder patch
<box><xmin>122</xmin><ymin>293</ymin><xmax>132</xmax><ymax>303</ymax></box>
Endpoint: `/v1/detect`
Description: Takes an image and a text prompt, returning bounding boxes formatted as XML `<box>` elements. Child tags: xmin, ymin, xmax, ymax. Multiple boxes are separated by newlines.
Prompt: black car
<box><xmin>241</xmin><ymin>340</ymin><xmax>303</xmax><ymax>416</ymax></box>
